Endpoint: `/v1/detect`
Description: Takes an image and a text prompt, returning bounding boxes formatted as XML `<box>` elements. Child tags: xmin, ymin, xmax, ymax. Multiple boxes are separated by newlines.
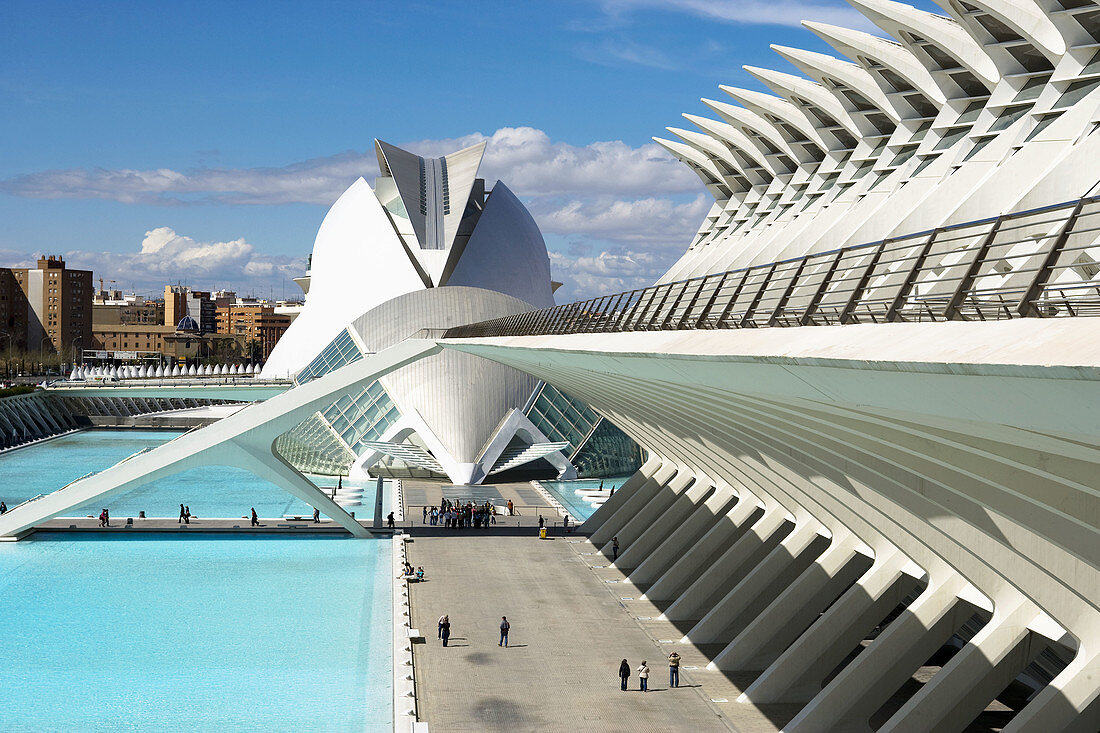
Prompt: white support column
<box><xmin>608</xmin><ymin>471</ymin><xmax>696</xmax><ymax>555</ymax></box>
<box><xmin>613</xmin><ymin>477</ymin><xmax>714</xmax><ymax>570</ymax></box>
<box><xmin>661</xmin><ymin>506</ymin><xmax>793</xmax><ymax>621</ymax></box>
<box><xmin>642</xmin><ymin>496</ymin><xmax>763</xmax><ymax>602</ymax></box>
<box><xmin>687</xmin><ymin>519</ymin><xmax>829</xmax><ymax>645</ymax></box>
<box><xmin>626</xmin><ymin>485</ymin><xmax>739</xmax><ymax>587</ymax></box>
<box><xmin>580</xmin><ymin>453</ymin><xmax>662</xmax><ymax>534</ymax></box>
<box><xmin>785</xmin><ymin>575</ymin><xmax>975</xmax><ymax>733</ymax></box>
<box><xmin>879</xmin><ymin>600</ymin><xmax>1044</xmax><ymax>733</ymax></box>
<box><xmin>741</xmin><ymin>550</ymin><xmax>916</xmax><ymax>704</ymax></box>
<box><xmin>232</xmin><ymin>440</ymin><xmax>372</xmax><ymax>538</ymax></box>
<box><xmin>589</xmin><ymin>461</ymin><xmax>677</xmax><ymax>546</ymax></box>
<box><xmin>712</xmin><ymin>532</ymin><xmax>871</xmax><ymax>672</ymax></box>
<box><xmin>1002</xmin><ymin>647</ymin><xmax>1100</xmax><ymax>733</ymax></box>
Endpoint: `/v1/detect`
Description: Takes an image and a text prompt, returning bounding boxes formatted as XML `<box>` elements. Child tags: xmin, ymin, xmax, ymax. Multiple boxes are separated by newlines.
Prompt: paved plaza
<box><xmin>405</xmin><ymin>531</ymin><xmax>744</xmax><ymax>732</ymax></box>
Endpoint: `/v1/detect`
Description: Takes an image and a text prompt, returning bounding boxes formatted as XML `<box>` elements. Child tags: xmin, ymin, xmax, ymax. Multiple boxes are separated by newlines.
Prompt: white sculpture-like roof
<box><xmin>263</xmin><ymin>139</ymin><xmax>555</xmax><ymax>380</ymax></box>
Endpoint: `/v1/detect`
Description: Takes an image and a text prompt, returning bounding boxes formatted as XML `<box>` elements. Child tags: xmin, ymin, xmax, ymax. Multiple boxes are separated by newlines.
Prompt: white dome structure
<box><xmin>267</xmin><ymin>139</ymin><xmax>574</xmax><ymax>486</ymax></box>
<box><xmin>155</xmin><ymin>365</ymin><xmax>164</xmax><ymax>378</ymax></box>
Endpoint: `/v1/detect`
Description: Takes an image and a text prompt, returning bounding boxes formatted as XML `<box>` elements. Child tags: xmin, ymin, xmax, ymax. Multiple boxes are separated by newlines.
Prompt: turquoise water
<box><xmin>0</xmin><ymin>430</ymin><xmax>388</xmax><ymax>519</ymax></box>
<box><xmin>0</xmin><ymin>534</ymin><xmax>392</xmax><ymax>732</ymax></box>
<box><xmin>540</xmin><ymin>476</ymin><xmax>631</xmax><ymax>521</ymax></box>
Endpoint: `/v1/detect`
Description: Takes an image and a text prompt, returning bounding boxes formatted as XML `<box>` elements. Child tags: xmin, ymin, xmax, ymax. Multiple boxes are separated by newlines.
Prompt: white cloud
<box><xmin>59</xmin><ymin>228</ymin><xmax>304</xmax><ymax>294</ymax></box>
<box><xmin>534</xmin><ymin>194</ymin><xmax>709</xmax><ymax>247</ymax></box>
<box><xmin>549</xmin><ymin>249</ymin><xmax>676</xmax><ymax>301</ymax></box>
<box><xmin>0</xmin><ymin>127</ymin><xmax>711</xmax><ymax>300</ymax></box>
<box><xmin>597</xmin><ymin>0</ymin><xmax>874</xmax><ymax>30</ymax></box>
<box><xmin>0</xmin><ymin>127</ymin><xmax>699</xmax><ymax>205</ymax></box>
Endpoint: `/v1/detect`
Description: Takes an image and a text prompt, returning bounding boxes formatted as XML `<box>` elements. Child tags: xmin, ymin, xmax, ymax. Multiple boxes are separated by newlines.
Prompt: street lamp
<box><xmin>70</xmin><ymin>337</ymin><xmax>82</xmax><ymax>375</ymax></box>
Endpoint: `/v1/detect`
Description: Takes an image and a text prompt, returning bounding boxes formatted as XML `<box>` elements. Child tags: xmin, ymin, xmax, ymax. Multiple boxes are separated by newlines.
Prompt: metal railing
<box><xmin>445</xmin><ymin>195</ymin><xmax>1100</xmax><ymax>339</ymax></box>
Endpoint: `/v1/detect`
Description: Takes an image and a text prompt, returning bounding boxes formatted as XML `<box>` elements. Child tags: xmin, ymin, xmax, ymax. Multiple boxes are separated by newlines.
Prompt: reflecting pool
<box><xmin>0</xmin><ymin>534</ymin><xmax>392</xmax><ymax>731</ymax></box>
<box><xmin>0</xmin><ymin>430</ymin><xmax>389</xmax><ymax>519</ymax></box>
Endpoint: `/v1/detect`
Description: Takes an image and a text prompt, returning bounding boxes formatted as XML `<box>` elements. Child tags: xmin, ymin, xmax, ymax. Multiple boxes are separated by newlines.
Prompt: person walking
<box><xmin>178</xmin><ymin>503</ymin><xmax>186</xmax><ymax>524</ymax></box>
<box><xmin>499</xmin><ymin>616</ymin><xmax>510</xmax><ymax>647</ymax></box>
<box><xmin>638</xmin><ymin>660</ymin><xmax>650</xmax><ymax>692</ymax></box>
<box><xmin>507</xmin><ymin>499</ymin><xmax>514</xmax><ymax>516</ymax></box>
<box><xmin>612</xmin><ymin>536</ymin><xmax>620</xmax><ymax>561</ymax></box>
<box><xmin>184</xmin><ymin>506</ymin><xmax>191</xmax><ymax>524</ymax></box>
<box><xmin>313</xmin><ymin>507</ymin><xmax>320</xmax><ymax>523</ymax></box>
<box><xmin>538</xmin><ymin>515</ymin><xmax>545</xmax><ymax>530</ymax></box>
<box><xmin>387</xmin><ymin>511</ymin><xmax>395</xmax><ymax>529</ymax></box>
<box><xmin>250</xmin><ymin>507</ymin><xmax>259</xmax><ymax>527</ymax></box>
<box><xmin>618</xmin><ymin>659</ymin><xmax>630</xmax><ymax>691</ymax></box>
<box><xmin>422</xmin><ymin>506</ymin><xmax>427</xmax><ymax>524</ymax></box>
<box><xmin>440</xmin><ymin>615</ymin><xmax>451</xmax><ymax>647</ymax></box>
<box><xmin>668</xmin><ymin>651</ymin><xmax>681</xmax><ymax>688</ymax></box>
<box><xmin>438</xmin><ymin>614</ymin><xmax>446</xmax><ymax>639</ymax></box>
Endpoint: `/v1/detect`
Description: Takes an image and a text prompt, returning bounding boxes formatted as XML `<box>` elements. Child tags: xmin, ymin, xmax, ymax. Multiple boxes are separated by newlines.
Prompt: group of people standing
<box><xmin>618</xmin><ymin>652</ymin><xmax>681</xmax><ymax>692</ymax></box>
<box><xmin>425</xmin><ymin>499</ymin><xmax>496</xmax><ymax>528</ymax></box>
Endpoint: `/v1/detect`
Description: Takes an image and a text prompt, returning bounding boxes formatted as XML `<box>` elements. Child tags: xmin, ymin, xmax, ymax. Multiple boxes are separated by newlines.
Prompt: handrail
<box><xmin>5</xmin><ymin>493</ymin><xmax>45</xmax><ymax>513</ymax></box>
<box><xmin>47</xmin><ymin>378</ymin><xmax>292</xmax><ymax>389</ymax></box>
<box><xmin>443</xmin><ymin>194</ymin><xmax>1100</xmax><ymax>339</ymax></box>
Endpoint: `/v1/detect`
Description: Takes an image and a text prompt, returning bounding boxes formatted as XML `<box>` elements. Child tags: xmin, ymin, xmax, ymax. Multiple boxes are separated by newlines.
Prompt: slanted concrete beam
<box><xmin>0</xmin><ymin>340</ymin><xmax>440</xmax><ymax>539</ymax></box>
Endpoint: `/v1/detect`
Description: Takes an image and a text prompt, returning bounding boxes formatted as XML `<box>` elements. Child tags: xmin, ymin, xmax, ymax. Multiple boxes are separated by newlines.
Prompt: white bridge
<box><xmin>0</xmin><ymin>340</ymin><xmax>439</xmax><ymax>540</ymax></box>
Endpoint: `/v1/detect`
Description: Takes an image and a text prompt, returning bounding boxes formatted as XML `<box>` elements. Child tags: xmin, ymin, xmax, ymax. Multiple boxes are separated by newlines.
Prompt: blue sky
<box><xmin>0</xmin><ymin>0</ymin><xmax>939</xmax><ymax>301</ymax></box>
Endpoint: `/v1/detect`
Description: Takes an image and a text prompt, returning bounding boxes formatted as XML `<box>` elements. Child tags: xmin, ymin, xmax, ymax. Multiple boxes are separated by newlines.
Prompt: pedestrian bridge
<box><xmin>45</xmin><ymin>378</ymin><xmax>291</xmax><ymax>401</ymax></box>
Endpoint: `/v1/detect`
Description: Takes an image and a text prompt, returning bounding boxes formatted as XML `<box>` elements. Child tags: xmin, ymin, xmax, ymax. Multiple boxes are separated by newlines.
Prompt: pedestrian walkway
<box><xmin>405</xmin><ymin>532</ymin><xmax>738</xmax><ymax>732</ymax></box>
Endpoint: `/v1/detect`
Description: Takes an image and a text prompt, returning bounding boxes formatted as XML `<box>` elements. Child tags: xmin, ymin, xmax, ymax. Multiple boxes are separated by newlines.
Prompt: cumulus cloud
<box><xmin>60</xmin><ymin>228</ymin><xmax>304</xmax><ymax>294</ymax></box>
<box><xmin>0</xmin><ymin>127</ymin><xmax>710</xmax><ymax>300</ymax></box>
<box><xmin>534</xmin><ymin>194</ymin><xmax>710</xmax><ymax>246</ymax></box>
<box><xmin>0</xmin><ymin>127</ymin><xmax>699</xmax><ymax>205</ymax></box>
<box><xmin>0</xmin><ymin>153</ymin><xmax>379</xmax><ymax>207</ymax></box>
<box><xmin>550</xmin><ymin>249</ymin><xmax>675</xmax><ymax>301</ymax></box>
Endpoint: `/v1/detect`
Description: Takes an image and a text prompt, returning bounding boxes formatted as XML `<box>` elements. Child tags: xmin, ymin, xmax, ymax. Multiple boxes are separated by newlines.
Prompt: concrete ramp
<box><xmin>0</xmin><ymin>340</ymin><xmax>441</xmax><ymax>539</ymax></box>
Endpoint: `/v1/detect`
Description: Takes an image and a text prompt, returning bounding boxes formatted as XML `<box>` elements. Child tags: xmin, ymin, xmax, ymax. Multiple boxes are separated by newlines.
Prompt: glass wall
<box><xmin>294</xmin><ymin>328</ymin><xmax>362</xmax><ymax>385</ymax></box>
<box><xmin>321</xmin><ymin>381</ymin><xmax>401</xmax><ymax>455</ymax></box>
<box><xmin>273</xmin><ymin>412</ymin><xmax>357</xmax><ymax>476</ymax></box>
<box><xmin>525</xmin><ymin>382</ymin><xmax>644</xmax><ymax>478</ymax></box>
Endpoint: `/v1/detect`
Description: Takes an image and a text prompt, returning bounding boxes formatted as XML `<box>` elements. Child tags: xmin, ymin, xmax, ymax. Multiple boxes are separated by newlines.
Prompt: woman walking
<box><xmin>618</xmin><ymin>659</ymin><xmax>630</xmax><ymax>691</ymax></box>
<box><xmin>440</xmin><ymin>615</ymin><xmax>451</xmax><ymax>647</ymax></box>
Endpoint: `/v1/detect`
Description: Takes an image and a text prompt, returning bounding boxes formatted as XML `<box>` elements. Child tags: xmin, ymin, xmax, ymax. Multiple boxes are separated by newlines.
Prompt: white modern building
<box><xmin>654</xmin><ymin>0</ymin><xmax>1100</xmax><ymax>290</ymax></box>
<box><xmin>262</xmin><ymin>139</ymin><xmax>639</xmax><ymax>485</ymax></box>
